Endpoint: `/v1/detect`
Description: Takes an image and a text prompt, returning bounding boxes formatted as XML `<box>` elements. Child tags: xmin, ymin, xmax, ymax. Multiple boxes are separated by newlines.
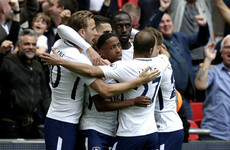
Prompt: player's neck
<box><xmin>121</xmin><ymin>41</ymin><xmax>131</xmax><ymax>50</ymax></box>
<box><xmin>133</xmin><ymin>53</ymin><xmax>149</xmax><ymax>59</ymax></box>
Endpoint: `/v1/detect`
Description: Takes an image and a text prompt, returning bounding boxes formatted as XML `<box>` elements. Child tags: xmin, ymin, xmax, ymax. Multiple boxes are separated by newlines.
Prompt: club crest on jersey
<box><xmin>109</xmin><ymin>63</ymin><xmax>117</xmax><ymax>69</ymax></box>
<box><xmin>93</xmin><ymin>147</ymin><xmax>101</xmax><ymax>150</ymax></box>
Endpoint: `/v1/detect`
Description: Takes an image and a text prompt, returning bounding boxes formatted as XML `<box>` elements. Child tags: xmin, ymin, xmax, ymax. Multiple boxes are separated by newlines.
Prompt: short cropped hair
<box><xmin>97</xmin><ymin>33</ymin><xmax>117</xmax><ymax>49</ymax></box>
<box><xmin>220</xmin><ymin>34</ymin><xmax>230</xmax><ymax>52</ymax></box>
<box><xmin>110</xmin><ymin>11</ymin><xmax>131</xmax><ymax>29</ymax></box>
<box><xmin>143</xmin><ymin>27</ymin><xmax>163</xmax><ymax>46</ymax></box>
<box><xmin>94</xmin><ymin>15</ymin><xmax>110</xmax><ymax>27</ymax></box>
<box><xmin>17</xmin><ymin>29</ymin><xmax>37</xmax><ymax>46</ymax></box>
<box><xmin>67</xmin><ymin>10</ymin><xmax>94</xmax><ymax>31</ymax></box>
<box><xmin>134</xmin><ymin>31</ymin><xmax>155</xmax><ymax>54</ymax></box>
<box><xmin>122</xmin><ymin>2</ymin><xmax>141</xmax><ymax>19</ymax></box>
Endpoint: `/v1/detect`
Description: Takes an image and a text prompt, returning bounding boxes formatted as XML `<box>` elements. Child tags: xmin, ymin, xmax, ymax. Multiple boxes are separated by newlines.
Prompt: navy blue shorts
<box><xmin>112</xmin><ymin>132</ymin><xmax>158</xmax><ymax>150</ymax></box>
<box><xmin>80</xmin><ymin>129</ymin><xmax>117</xmax><ymax>150</ymax></box>
<box><xmin>44</xmin><ymin>117</ymin><xmax>79</xmax><ymax>150</ymax></box>
<box><xmin>158</xmin><ymin>129</ymin><xmax>184</xmax><ymax>150</ymax></box>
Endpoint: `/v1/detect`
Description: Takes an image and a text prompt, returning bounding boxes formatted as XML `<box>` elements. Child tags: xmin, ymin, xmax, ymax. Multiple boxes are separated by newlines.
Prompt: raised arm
<box><xmin>214</xmin><ymin>0</ymin><xmax>230</xmax><ymax>25</ymax></box>
<box><xmin>57</xmin><ymin>24</ymin><xmax>101</xmax><ymax>65</ymax></box>
<box><xmin>188</xmin><ymin>15</ymin><xmax>210</xmax><ymax>49</ymax></box>
<box><xmin>146</xmin><ymin>0</ymin><xmax>171</xmax><ymax>28</ymax></box>
<box><xmin>195</xmin><ymin>42</ymin><xmax>217</xmax><ymax>90</ymax></box>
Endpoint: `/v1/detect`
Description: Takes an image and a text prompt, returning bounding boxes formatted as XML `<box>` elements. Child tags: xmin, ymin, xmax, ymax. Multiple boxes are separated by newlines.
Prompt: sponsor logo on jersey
<box><xmin>110</xmin><ymin>63</ymin><xmax>117</xmax><ymax>69</ymax></box>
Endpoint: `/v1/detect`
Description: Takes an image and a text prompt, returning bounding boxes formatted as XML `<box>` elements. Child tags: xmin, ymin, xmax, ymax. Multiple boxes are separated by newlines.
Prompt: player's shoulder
<box><xmin>53</xmin><ymin>39</ymin><xmax>80</xmax><ymax>58</ymax></box>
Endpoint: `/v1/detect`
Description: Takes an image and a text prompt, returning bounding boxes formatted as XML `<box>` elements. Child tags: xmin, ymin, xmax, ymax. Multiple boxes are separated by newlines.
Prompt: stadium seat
<box><xmin>188</xmin><ymin>120</ymin><xmax>199</xmax><ymax>141</ymax></box>
<box><xmin>190</xmin><ymin>102</ymin><xmax>203</xmax><ymax>127</ymax></box>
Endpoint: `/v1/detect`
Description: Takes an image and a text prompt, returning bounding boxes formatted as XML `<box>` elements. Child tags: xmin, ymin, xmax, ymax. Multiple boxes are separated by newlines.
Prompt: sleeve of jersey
<box><xmin>88</xmin><ymin>86</ymin><xmax>99</xmax><ymax>97</ymax></box>
<box><xmin>57</xmin><ymin>25</ymin><xmax>91</xmax><ymax>52</ymax></box>
<box><xmin>98</xmin><ymin>62</ymin><xmax>122</xmax><ymax>80</ymax></box>
<box><xmin>160</xmin><ymin>54</ymin><xmax>171</xmax><ymax>71</ymax></box>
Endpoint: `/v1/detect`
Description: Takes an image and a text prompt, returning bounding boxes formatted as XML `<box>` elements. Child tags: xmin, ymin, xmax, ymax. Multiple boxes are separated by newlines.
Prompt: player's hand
<box><xmin>133</xmin><ymin>96</ymin><xmax>151</xmax><ymax>107</ymax></box>
<box><xmin>86</xmin><ymin>47</ymin><xmax>102</xmax><ymax>66</ymax></box>
<box><xmin>40</xmin><ymin>48</ymin><xmax>62</xmax><ymax>65</ymax></box>
<box><xmin>138</xmin><ymin>66</ymin><xmax>160</xmax><ymax>84</ymax></box>
<box><xmin>101</xmin><ymin>58</ymin><xmax>111</xmax><ymax>65</ymax></box>
<box><xmin>195</xmin><ymin>15</ymin><xmax>207</xmax><ymax>27</ymax></box>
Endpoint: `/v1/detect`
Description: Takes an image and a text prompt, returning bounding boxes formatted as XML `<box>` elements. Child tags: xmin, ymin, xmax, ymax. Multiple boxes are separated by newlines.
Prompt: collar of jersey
<box><xmin>134</xmin><ymin>58</ymin><xmax>152</xmax><ymax>61</ymax></box>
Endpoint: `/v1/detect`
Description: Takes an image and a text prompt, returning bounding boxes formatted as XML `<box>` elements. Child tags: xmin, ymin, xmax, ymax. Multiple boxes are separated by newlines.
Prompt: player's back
<box><xmin>155</xmin><ymin>58</ymin><xmax>183</xmax><ymax>132</ymax></box>
<box><xmin>100</xmin><ymin>55</ymin><xmax>168</xmax><ymax>137</ymax></box>
<box><xmin>79</xmin><ymin>78</ymin><xmax>119</xmax><ymax>137</ymax></box>
<box><xmin>47</xmin><ymin>39</ymin><xmax>95</xmax><ymax>124</ymax></box>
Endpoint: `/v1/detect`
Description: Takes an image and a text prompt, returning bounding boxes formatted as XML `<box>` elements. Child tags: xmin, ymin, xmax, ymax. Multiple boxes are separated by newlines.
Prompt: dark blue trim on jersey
<box><xmin>64</xmin><ymin>40</ymin><xmax>75</xmax><ymax>48</ymax></box>
<box><xmin>158</xmin><ymin>88</ymin><xmax>164</xmax><ymax>110</ymax></box>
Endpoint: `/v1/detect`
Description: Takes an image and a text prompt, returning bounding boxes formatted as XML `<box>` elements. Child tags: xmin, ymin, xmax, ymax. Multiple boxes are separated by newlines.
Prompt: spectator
<box><xmin>212</xmin><ymin>0</ymin><xmax>230</xmax><ymax>65</ymax></box>
<box><xmin>110</xmin><ymin>11</ymin><xmax>133</xmax><ymax>60</ymax></box>
<box><xmin>19</xmin><ymin>0</ymin><xmax>39</xmax><ymax>28</ymax></box>
<box><xmin>0</xmin><ymin>40</ymin><xmax>13</xmax><ymax>55</ymax></box>
<box><xmin>212</xmin><ymin>0</ymin><xmax>230</xmax><ymax>43</ymax></box>
<box><xmin>195</xmin><ymin>37</ymin><xmax>230</xmax><ymax>141</ymax></box>
<box><xmin>31</xmin><ymin>12</ymin><xmax>51</xmax><ymax>56</ymax></box>
<box><xmin>13</xmin><ymin>12</ymin><xmax>51</xmax><ymax>56</ymax></box>
<box><xmin>0</xmin><ymin>29</ymin><xmax>51</xmax><ymax>139</ymax></box>
<box><xmin>147</xmin><ymin>12</ymin><xmax>210</xmax><ymax>120</ymax></box>
<box><xmin>169</xmin><ymin>0</ymin><xmax>215</xmax><ymax>76</ymax></box>
<box><xmin>45</xmin><ymin>0</ymin><xmax>78</xmax><ymax>52</ymax></box>
<box><xmin>138</xmin><ymin>0</ymin><xmax>160</xmax><ymax>30</ymax></box>
<box><xmin>122</xmin><ymin>2</ymin><xmax>141</xmax><ymax>29</ymax></box>
<box><xmin>0</xmin><ymin>0</ymin><xmax>20</xmax><ymax>45</ymax></box>
<box><xmin>0</xmin><ymin>0</ymin><xmax>20</xmax><ymax>64</ymax></box>
<box><xmin>214</xmin><ymin>0</ymin><xmax>230</xmax><ymax>30</ymax></box>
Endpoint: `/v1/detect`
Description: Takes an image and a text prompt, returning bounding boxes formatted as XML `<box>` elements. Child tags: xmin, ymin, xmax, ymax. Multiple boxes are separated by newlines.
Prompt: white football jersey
<box><xmin>121</xmin><ymin>42</ymin><xmax>134</xmax><ymax>61</ymax></box>
<box><xmin>155</xmin><ymin>56</ymin><xmax>183</xmax><ymax>132</ymax></box>
<box><xmin>99</xmin><ymin>55</ymin><xmax>168</xmax><ymax>137</ymax></box>
<box><xmin>79</xmin><ymin>79</ymin><xmax>119</xmax><ymax>137</ymax></box>
<box><xmin>46</xmin><ymin>39</ymin><xmax>96</xmax><ymax>124</ymax></box>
